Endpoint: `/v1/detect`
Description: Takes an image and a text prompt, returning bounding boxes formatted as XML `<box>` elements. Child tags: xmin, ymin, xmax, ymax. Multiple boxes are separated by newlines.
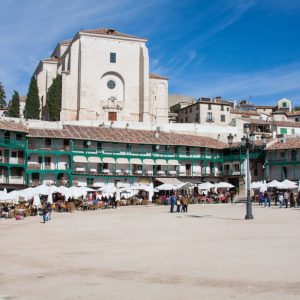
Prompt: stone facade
<box><xmin>34</xmin><ymin>29</ymin><xmax>168</xmax><ymax>124</ymax></box>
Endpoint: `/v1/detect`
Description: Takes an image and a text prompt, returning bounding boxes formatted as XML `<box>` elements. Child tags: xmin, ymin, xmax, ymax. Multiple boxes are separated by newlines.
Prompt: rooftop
<box><xmin>28</xmin><ymin>125</ymin><xmax>226</xmax><ymax>149</ymax></box>
<box><xmin>80</xmin><ymin>28</ymin><xmax>146</xmax><ymax>40</ymax></box>
<box><xmin>266</xmin><ymin>138</ymin><xmax>300</xmax><ymax>150</ymax></box>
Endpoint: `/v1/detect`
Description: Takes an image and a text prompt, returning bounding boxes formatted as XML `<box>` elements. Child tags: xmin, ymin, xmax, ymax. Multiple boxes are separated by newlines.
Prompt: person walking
<box><xmin>290</xmin><ymin>192</ymin><xmax>295</xmax><ymax>208</ymax></box>
<box><xmin>170</xmin><ymin>194</ymin><xmax>175</xmax><ymax>213</ymax></box>
<box><xmin>42</xmin><ymin>205</ymin><xmax>48</xmax><ymax>223</ymax></box>
<box><xmin>182</xmin><ymin>195</ymin><xmax>189</xmax><ymax>212</ymax></box>
<box><xmin>176</xmin><ymin>195</ymin><xmax>181</xmax><ymax>213</ymax></box>
<box><xmin>263</xmin><ymin>191</ymin><xmax>269</xmax><ymax>207</ymax></box>
<box><xmin>279</xmin><ymin>192</ymin><xmax>284</xmax><ymax>208</ymax></box>
<box><xmin>258</xmin><ymin>192</ymin><xmax>263</xmax><ymax>206</ymax></box>
<box><xmin>284</xmin><ymin>191</ymin><xmax>289</xmax><ymax>208</ymax></box>
<box><xmin>46</xmin><ymin>202</ymin><xmax>52</xmax><ymax>221</ymax></box>
<box><xmin>275</xmin><ymin>191</ymin><xmax>279</xmax><ymax>206</ymax></box>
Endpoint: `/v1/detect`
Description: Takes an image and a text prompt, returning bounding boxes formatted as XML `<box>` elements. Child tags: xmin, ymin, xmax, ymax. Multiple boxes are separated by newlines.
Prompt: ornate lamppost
<box><xmin>227</xmin><ymin>124</ymin><xmax>267</xmax><ymax>220</ymax></box>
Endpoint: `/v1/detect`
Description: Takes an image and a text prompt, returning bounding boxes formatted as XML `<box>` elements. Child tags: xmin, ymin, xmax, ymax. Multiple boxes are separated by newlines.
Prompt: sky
<box><xmin>0</xmin><ymin>0</ymin><xmax>300</xmax><ymax>106</ymax></box>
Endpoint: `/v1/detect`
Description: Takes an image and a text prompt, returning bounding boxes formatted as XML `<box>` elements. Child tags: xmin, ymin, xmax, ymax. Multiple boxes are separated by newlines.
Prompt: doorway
<box><xmin>108</xmin><ymin>112</ymin><xmax>117</xmax><ymax>121</ymax></box>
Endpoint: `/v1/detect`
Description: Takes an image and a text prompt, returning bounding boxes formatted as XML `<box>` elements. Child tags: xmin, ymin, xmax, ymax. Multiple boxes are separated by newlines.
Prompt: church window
<box><xmin>107</xmin><ymin>80</ymin><xmax>116</xmax><ymax>89</ymax></box>
<box><xmin>110</xmin><ymin>52</ymin><xmax>116</xmax><ymax>63</ymax></box>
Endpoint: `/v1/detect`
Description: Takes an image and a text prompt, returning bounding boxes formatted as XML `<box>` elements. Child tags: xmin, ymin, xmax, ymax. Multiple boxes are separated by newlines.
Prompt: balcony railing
<box><xmin>28</xmin><ymin>144</ymin><xmax>71</xmax><ymax>151</ymax></box>
<box><xmin>0</xmin><ymin>138</ymin><xmax>26</xmax><ymax>147</ymax></box>
<box><xmin>0</xmin><ymin>157</ymin><xmax>24</xmax><ymax>164</ymax></box>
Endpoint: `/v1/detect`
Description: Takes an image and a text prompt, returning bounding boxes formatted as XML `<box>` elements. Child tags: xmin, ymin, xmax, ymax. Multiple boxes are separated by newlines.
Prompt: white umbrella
<box><xmin>33</xmin><ymin>194</ymin><xmax>41</xmax><ymax>207</ymax></box>
<box><xmin>278</xmin><ymin>180</ymin><xmax>298</xmax><ymax>190</ymax></box>
<box><xmin>99</xmin><ymin>185</ymin><xmax>117</xmax><ymax>194</ymax></box>
<box><xmin>0</xmin><ymin>190</ymin><xmax>19</xmax><ymax>203</ymax></box>
<box><xmin>47</xmin><ymin>192</ymin><xmax>53</xmax><ymax>204</ymax></box>
<box><xmin>156</xmin><ymin>183</ymin><xmax>177</xmax><ymax>191</ymax></box>
<box><xmin>250</xmin><ymin>181</ymin><xmax>264</xmax><ymax>189</ymax></box>
<box><xmin>215</xmin><ymin>182</ymin><xmax>235</xmax><ymax>189</ymax></box>
<box><xmin>178</xmin><ymin>182</ymin><xmax>195</xmax><ymax>189</ymax></box>
<box><xmin>266</xmin><ymin>180</ymin><xmax>281</xmax><ymax>188</ymax></box>
<box><xmin>198</xmin><ymin>182</ymin><xmax>215</xmax><ymax>189</ymax></box>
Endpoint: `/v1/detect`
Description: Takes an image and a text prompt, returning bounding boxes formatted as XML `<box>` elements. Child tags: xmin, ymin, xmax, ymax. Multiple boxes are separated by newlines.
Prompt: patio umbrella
<box><xmin>215</xmin><ymin>182</ymin><xmax>235</xmax><ymax>189</ymax></box>
<box><xmin>266</xmin><ymin>180</ymin><xmax>281</xmax><ymax>188</ymax></box>
<box><xmin>250</xmin><ymin>181</ymin><xmax>264</xmax><ymax>189</ymax></box>
<box><xmin>156</xmin><ymin>183</ymin><xmax>177</xmax><ymax>191</ymax></box>
<box><xmin>278</xmin><ymin>180</ymin><xmax>298</xmax><ymax>190</ymax></box>
<box><xmin>33</xmin><ymin>194</ymin><xmax>41</xmax><ymax>207</ymax></box>
<box><xmin>47</xmin><ymin>192</ymin><xmax>53</xmax><ymax>204</ymax></box>
<box><xmin>198</xmin><ymin>182</ymin><xmax>215</xmax><ymax>189</ymax></box>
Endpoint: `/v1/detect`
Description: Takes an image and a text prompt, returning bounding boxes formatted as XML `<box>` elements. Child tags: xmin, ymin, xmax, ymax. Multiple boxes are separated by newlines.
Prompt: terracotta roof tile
<box><xmin>267</xmin><ymin>138</ymin><xmax>300</xmax><ymax>150</ymax></box>
<box><xmin>80</xmin><ymin>28</ymin><xmax>146</xmax><ymax>40</ymax></box>
<box><xmin>28</xmin><ymin>125</ymin><xmax>226</xmax><ymax>149</ymax></box>
<box><xmin>149</xmin><ymin>73</ymin><xmax>168</xmax><ymax>80</ymax></box>
<box><xmin>231</xmin><ymin>109</ymin><xmax>259</xmax><ymax>116</ymax></box>
<box><xmin>0</xmin><ymin>120</ymin><xmax>28</xmax><ymax>133</ymax></box>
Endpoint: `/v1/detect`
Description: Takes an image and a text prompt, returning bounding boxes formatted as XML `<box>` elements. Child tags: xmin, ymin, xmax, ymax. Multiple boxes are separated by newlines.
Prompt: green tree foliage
<box><xmin>25</xmin><ymin>76</ymin><xmax>40</xmax><ymax>119</ymax></box>
<box><xmin>8</xmin><ymin>90</ymin><xmax>20</xmax><ymax>118</ymax></box>
<box><xmin>45</xmin><ymin>74</ymin><xmax>62</xmax><ymax>121</ymax></box>
<box><xmin>0</xmin><ymin>81</ymin><xmax>7</xmax><ymax>108</ymax></box>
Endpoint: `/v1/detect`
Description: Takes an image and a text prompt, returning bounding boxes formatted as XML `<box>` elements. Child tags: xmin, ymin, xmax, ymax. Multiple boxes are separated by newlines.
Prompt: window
<box><xmin>45</xmin><ymin>138</ymin><xmax>51</xmax><ymax>147</ymax></box>
<box><xmin>195</xmin><ymin>114</ymin><xmax>200</xmax><ymax>122</ymax></box>
<box><xmin>45</xmin><ymin>157</ymin><xmax>51</xmax><ymax>166</ymax></box>
<box><xmin>16</xmin><ymin>133</ymin><xmax>22</xmax><ymax>140</ymax></box>
<box><xmin>83</xmin><ymin>141</ymin><xmax>88</xmax><ymax>148</ymax></box>
<box><xmin>38</xmin><ymin>157</ymin><xmax>42</xmax><ymax>164</ymax></box>
<box><xmin>63</xmin><ymin>139</ymin><xmax>69</xmax><ymax>146</ymax></box>
<box><xmin>97</xmin><ymin>142</ymin><xmax>102</xmax><ymax>151</ymax></box>
<box><xmin>221</xmin><ymin>105</ymin><xmax>224</xmax><ymax>111</ymax></box>
<box><xmin>189</xmin><ymin>107</ymin><xmax>192</xmax><ymax>113</ymax></box>
<box><xmin>220</xmin><ymin>115</ymin><xmax>226</xmax><ymax>122</ymax></box>
<box><xmin>185</xmin><ymin>117</ymin><xmax>188</xmax><ymax>122</ymax></box>
<box><xmin>291</xmin><ymin>150</ymin><xmax>297</xmax><ymax>161</ymax></box>
<box><xmin>227</xmin><ymin>107</ymin><xmax>229</xmax><ymax>111</ymax></box>
<box><xmin>32</xmin><ymin>173</ymin><xmax>40</xmax><ymax>180</ymax></box>
<box><xmin>87</xmin><ymin>178</ymin><xmax>94</xmax><ymax>186</ymax></box>
<box><xmin>283</xmin><ymin>167</ymin><xmax>288</xmax><ymax>179</ymax></box>
<box><xmin>107</xmin><ymin>80</ymin><xmax>116</xmax><ymax>89</ymax></box>
<box><xmin>197</xmin><ymin>104</ymin><xmax>199</xmax><ymax>111</ymax></box>
<box><xmin>292</xmin><ymin>129</ymin><xmax>295</xmax><ymax>134</ymax></box>
<box><xmin>296</xmin><ymin>118</ymin><xmax>299</xmax><ymax>122</ymax></box>
<box><xmin>186</xmin><ymin>146</ymin><xmax>190</xmax><ymax>156</ymax></box>
<box><xmin>282</xmin><ymin>102</ymin><xmax>287</xmax><ymax>107</ymax></box>
<box><xmin>208</xmin><ymin>103</ymin><xmax>212</xmax><ymax>110</ymax></box>
<box><xmin>110</xmin><ymin>52</ymin><xmax>116</xmax><ymax>63</ymax></box>
<box><xmin>11</xmin><ymin>151</ymin><xmax>17</xmax><ymax>158</ymax></box>
<box><xmin>207</xmin><ymin>112</ymin><xmax>213</xmax><ymax>122</ymax></box>
<box><xmin>280</xmin><ymin>152</ymin><xmax>285</xmax><ymax>158</ymax></box>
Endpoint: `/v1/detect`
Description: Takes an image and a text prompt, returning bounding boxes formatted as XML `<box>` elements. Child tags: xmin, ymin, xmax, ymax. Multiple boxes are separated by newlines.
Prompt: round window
<box><xmin>107</xmin><ymin>80</ymin><xmax>116</xmax><ymax>89</ymax></box>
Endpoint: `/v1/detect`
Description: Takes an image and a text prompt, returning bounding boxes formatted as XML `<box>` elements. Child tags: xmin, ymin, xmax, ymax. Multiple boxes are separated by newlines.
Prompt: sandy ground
<box><xmin>0</xmin><ymin>204</ymin><xmax>300</xmax><ymax>300</ymax></box>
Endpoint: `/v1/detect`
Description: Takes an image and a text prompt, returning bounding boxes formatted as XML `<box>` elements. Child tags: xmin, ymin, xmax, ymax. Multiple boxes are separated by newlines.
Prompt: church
<box><xmin>34</xmin><ymin>28</ymin><xmax>169</xmax><ymax>123</ymax></box>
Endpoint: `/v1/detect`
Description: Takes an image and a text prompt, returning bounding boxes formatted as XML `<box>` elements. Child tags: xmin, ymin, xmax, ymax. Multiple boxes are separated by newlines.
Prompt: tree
<box><xmin>25</xmin><ymin>76</ymin><xmax>40</xmax><ymax>119</ymax></box>
<box><xmin>0</xmin><ymin>81</ymin><xmax>6</xmax><ymax>108</ymax></box>
<box><xmin>8</xmin><ymin>90</ymin><xmax>20</xmax><ymax>118</ymax></box>
<box><xmin>45</xmin><ymin>74</ymin><xmax>62</xmax><ymax>121</ymax></box>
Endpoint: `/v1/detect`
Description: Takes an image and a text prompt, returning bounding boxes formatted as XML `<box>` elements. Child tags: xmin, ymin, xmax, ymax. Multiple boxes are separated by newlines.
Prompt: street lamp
<box><xmin>227</xmin><ymin>123</ymin><xmax>256</xmax><ymax>220</ymax></box>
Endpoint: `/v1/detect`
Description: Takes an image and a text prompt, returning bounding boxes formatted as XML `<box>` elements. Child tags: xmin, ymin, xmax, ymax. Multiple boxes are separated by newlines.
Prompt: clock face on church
<box><xmin>107</xmin><ymin>80</ymin><xmax>116</xmax><ymax>89</ymax></box>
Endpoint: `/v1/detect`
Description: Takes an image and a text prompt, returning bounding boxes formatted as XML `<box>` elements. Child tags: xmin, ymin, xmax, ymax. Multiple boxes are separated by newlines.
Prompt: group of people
<box><xmin>168</xmin><ymin>193</ymin><xmax>189</xmax><ymax>213</ymax></box>
<box><xmin>258</xmin><ymin>190</ymin><xmax>300</xmax><ymax>208</ymax></box>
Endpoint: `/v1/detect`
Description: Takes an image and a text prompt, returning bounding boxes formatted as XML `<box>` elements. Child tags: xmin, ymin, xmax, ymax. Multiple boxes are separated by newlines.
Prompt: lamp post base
<box><xmin>245</xmin><ymin>214</ymin><xmax>254</xmax><ymax>220</ymax></box>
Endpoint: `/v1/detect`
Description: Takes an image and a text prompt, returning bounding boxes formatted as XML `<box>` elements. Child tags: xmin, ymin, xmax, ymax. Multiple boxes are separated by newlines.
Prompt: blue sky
<box><xmin>0</xmin><ymin>0</ymin><xmax>300</xmax><ymax>105</ymax></box>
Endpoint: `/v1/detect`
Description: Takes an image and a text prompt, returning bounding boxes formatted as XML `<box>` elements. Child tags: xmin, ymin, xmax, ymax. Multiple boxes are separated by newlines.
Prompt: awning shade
<box><xmin>116</xmin><ymin>158</ymin><xmax>129</xmax><ymax>164</ymax></box>
<box><xmin>168</xmin><ymin>159</ymin><xmax>179</xmax><ymax>166</ymax></box>
<box><xmin>143</xmin><ymin>159</ymin><xmax>154</xmax><ymax>165</ymax></box>
<box><xmin>156</xmin><ymin>159</ymin><xmax>167</xmax><ymax>166</ymax></box>
<box><xmin>130</xmin><ymin>158</ymin><xmax>143</xmax><ymax>165</ymax></box>
<box><xmin>88</xmin><ymin>156</ymin><xmax>101</xmax><ymax>163</ymax></box>
<box><xmin>102</xmin><ymin>157</ymin><xmax>115</xmax><ymax>163</ymax></box>
<box><xmin>73</xmin><ymin>156</ymin><xmax>87</xmax><ymax>163</ymax></box>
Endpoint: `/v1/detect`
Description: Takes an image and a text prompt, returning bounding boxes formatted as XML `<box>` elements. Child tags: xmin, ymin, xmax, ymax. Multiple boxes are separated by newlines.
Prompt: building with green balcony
<box><xmin>2</xmin><ymin>119</ymin><xmax>293</xmax><ymax>193</ymax></box>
